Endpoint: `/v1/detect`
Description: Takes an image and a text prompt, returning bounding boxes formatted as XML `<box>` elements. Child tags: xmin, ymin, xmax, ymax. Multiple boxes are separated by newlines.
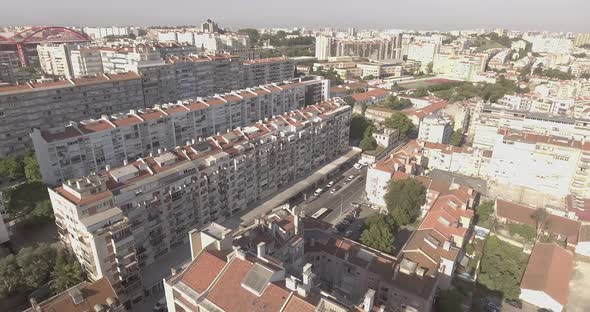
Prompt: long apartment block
<box><xmin>0</xmin><ymin>55</ymin><xmax>296</xmax><ymax>157</ymax></box>
<box><xmin>32</xmin><ymin>80</ymin><xmax>328</xmax><ymax>185</ymax></box>
<box><xmin>48</xmin><ymin>100</ymin><xmax>351</xmax><ymax>305</ymax></box>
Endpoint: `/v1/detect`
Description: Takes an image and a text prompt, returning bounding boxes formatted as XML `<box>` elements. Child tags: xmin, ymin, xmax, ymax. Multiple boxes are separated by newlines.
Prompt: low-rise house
<box><xmin>495</xmin><ymin>199</ymin><xmax>582</xmax><ymax>250</ymax></box>
<box><xmin>26</xmin><ymin>278</ymin><xmax>126</xmax><ymax>312</ymax></box>
<box><xmin>519</xmin><ymin>243</ymin><xmax>574</xmax><ymax>312</ymax></box>
<box><xmin>350</xmin><ymin>88</ymin><xmax>392</xmax><ymax>106</ymax></box>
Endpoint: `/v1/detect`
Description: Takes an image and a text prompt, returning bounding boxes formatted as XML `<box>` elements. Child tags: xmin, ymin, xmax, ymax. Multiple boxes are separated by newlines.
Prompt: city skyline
<box><xmin>1</xmin><ymin>0</ymin><xmax>589</xmax><ymax>32</ymax></box>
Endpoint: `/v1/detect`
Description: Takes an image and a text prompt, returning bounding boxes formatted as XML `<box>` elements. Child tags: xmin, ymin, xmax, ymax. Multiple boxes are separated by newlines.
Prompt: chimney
<box><xmin>105</xmin><ymin>165</ymin><xmax>111</xmax><ymax>172</ymax></box>
<box><xmin>285</xmin><ymin>276</ymin><xmax>298</xmax><ymax>291</ymax></box>
<box><xmin>363</xmin><ymin>289</ymin><xmax>375</xmax><ymax>312</ymax></box>
<box><xmin>171</xmin><ymin>267</ymin><xmax>178</xmax><ymax>275</ymax></box>
<box><xmin>123</xmin><ymin>159</ymin><xmax>128</xmax><ymax>166</ymax></box>
<box><xmin>94</xmin><ymin>304</ymin><xmax>105</xmax><ymax>312</ymax></box>
<box><xmin>302</xmin><ymin>263</ymin><xmax>313</xmax><ymax>286</ymax></box>
<box><xmin>257</xmin><ymin>242</ymin><xmax>266</xmax><ymax>259</ymax></box>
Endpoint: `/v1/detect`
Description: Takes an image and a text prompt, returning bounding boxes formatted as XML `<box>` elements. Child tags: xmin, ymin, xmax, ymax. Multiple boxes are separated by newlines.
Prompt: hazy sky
<box><xmin>1</xmin><ymin>0</ymin><xmax>588</xmax><ymax>32</ymax></box>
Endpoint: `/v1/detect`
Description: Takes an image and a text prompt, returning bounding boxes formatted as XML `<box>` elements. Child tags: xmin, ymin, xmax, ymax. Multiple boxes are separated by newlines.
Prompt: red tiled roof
<box><xmin>495</xmin><ymin>199</ymin><xmax>581</xmax><ymax>244</ymax></box>
<box><xmin>180</xmin><ymin>250</ymin><xmax>228</xmax><ymax>293</ymax></box>
<box><xmin>351</xmin><ymin>88</ymin><xmax>391</xmax><ymax>102</ymax></box>
<box><xmin>520</xmin><ymin>243</ymin><xmax>574</xmax><ymax>305</ymax></box>
<box><xmin>206</xmin><ymin>258</ymin><xmax>290</xmax><ymax>312</ymax></box>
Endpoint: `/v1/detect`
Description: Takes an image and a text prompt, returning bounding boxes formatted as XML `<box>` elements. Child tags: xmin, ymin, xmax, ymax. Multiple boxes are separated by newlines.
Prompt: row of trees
<box><xmin>309</xmin><ymin>66</ymin><xmax>344</xmax><ymax>85</ymax></box>
<box><xmin>532</xmin><ymin>67</ymin><xmax>574</xmax><ymax>80</ymax></box>
<box><xmin>361</xmin><ymin>178</ymin><xmax>426</xmax><ymax>253</ymax></box>
<box><xmin>0</xmin><ymin>149</ymin><xmax>42</xmax><ymax>182</ymax></box>
<box><xmin>427</xmin><ymin>76</ymin><xmax>526</xmax><ymax>103</ymax></box>
<box><xmin>0</xmin><ymin>244</ymin><xmax>84</xmax><ymax>298</ymax></box>
<box><xmin>379</xmin><ymin>95</ymin><xmax>412</xmax><ymax>110</ymax></box>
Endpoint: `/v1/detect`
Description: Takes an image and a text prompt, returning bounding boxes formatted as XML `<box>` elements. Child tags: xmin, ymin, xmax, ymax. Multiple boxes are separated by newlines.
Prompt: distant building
<box><xmin>418</xmin><ymin>113</ymin><xmax>453</xmax><ymax>144</ymax></box>
<box><xmin>37</xmin><ymin>43</ymin><xmax>80</xmax><ymax>78</ymax></box>
<box><xmin>315</xmin><ymin>35</ymin><xmax>402</xmax><ymax>61</ymax></box>
<box><xmin>574</xmin><ymin>33</ymin><xmax>590</xmax><ymax>47</ymax></box>
<box><xmin>83</xmin><ymin>26</ymin><xmax>130</xmax><ymax>40</ymax></box>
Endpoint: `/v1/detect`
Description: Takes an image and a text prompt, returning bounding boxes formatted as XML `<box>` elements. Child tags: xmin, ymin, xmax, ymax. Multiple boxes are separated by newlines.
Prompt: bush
<box><xmin>508</xmin><ymin>223</ymin><xmax>536</xmax><ymax>241</ymax></box>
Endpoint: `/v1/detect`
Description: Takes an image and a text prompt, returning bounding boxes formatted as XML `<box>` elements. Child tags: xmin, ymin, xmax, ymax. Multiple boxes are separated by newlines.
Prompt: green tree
<box><xmin>238</xmin><ymin>28</ymin><xmax>260</xmax><ymax>46</ymax></box>
<box><xmin>16</xmin><ymin>244</ymin><xmax>57</xmax><ymax>290</ymax></box>
<box><xmin>385</xmin><ymin>178</ymin><xmax>426</xmax><ymax>226</ymax></box>
<box><xmin>0</xmin><ymin>155</ymin><xmax>23</xmax><ymax>179</ymax></box>
<box><xmin>449</xmin><ymin>130</ymin><xmax>463</xmax><ymax>146</ymax></box>
<box><xmin>350</xmin><ymin>114</ymin><xmax>371</xmax><ymax>142</ymax></box>
<box><xmin>475</xmin><ymin>200</ymin><xmax>494</xmax><ymax>227</ymax></box>
<box><xmin>478</xmin><ymin>236</ymin><xmax>528</xmax><ymax>299</ymax></box>
<box><xmin>50</xmin><ymin>250</ymin><xmax>84</xmax><ymax>293</ymax></box>
<box><xmin>6</xmin><ymin>182</ymin><xmax>52</xmax><ymax>222</ymax></box>
<box><xmin>435</xmin><ymin>289</ymin><xmax>465</xmax><ymax>312</ymax></box>
<box><xmin>384</xmin><ymin>112</ymin><xmax>414</xmax><ymax>137</ymax></box>
<box><xmin>360</xmin><ymin>215</ymin><xmax>395</xmax><ymax>253</ymax></box>
<box><xmin>0</xmin><ymin>254</ymin><xmax>22</xmax><ymax>296</ymax></box>
<box><xmin>359</xmin><ymin>134</ymin><xmax>377</xmax><ymax>151</ymax></box>
<box><xmin>343</xmin><ymin>96</ymin><xmax>355</xmax><ymax>107</ymax></box>
<box><xmin>531</xmin><ymin>208</ymin><xmax>549</xmax><ymax>236</ymax></box>
<box><xmin>411</xmin><ymin>88</ymin><xmax>429</xmax><ymax>97</ymax></box>
<box><xmin>363</xmin><ymin>74</ymin><xmax>375</xmax><ymax>80</ymax></box>
<box><xmin>24</xmin><ymin>149</ymin><xmax>42</xmax><ymax>182</ymax></box>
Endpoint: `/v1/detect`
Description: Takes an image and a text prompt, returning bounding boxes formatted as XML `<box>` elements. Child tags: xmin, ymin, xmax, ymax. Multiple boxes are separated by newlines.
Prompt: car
<box><xmin>345</xmin><ymin>215</ymin><xmax>355</xmax><ymax>222</ymax></box>
<box><xmin>353</xmin><ymin>163</ymin><xmax>362</xmax><ymax>170</ymax></box>
<box><xmin>326</xmin><ymin>181</ymin><xmax>335</xmax><ymax>188</ymax></box>
<box><xmin>350</xmin><ymin>202</ymin><xmax>361</xmax><ymax>209</ymax></box>
<box><xmin>313</xmin><ymin>188</ymin><xmax>323</xmax><ymax>196</ymax></box>
<box><xmin>345</xmin><ymin>175</ymin><xmax>355</xmax><ymax>182</ymax></box>
<box><xmin>330</xmin><ymin>186</ymin><xmax>341</xmax><ymax>194</ymax></box>
<box><xmin>505</xmin><ymin>298</ymin><xmax>522</xmax><ymax>309</ymax></box>
<box><xmin>340</xmin><ymin>219</ymin><xmax>351</xmax><ymax>225</ymax></box>
<box><xmin>352</xmin><ymin>208</ymin><xmax>361</xmax><ymax>217</ymax></box>
<box><xmin>345</xmin><ymin>230</ymin><xmax>353</xmax><ymax>237</ymax></box>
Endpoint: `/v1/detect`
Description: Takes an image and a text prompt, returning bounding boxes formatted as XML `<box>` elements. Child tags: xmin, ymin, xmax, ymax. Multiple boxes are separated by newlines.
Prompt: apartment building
<box><xmin>242</xmin><ymin>57</ymin><xmax>295</xmax><ymax>87</ymax></box>
<box><xmin>37</xmin><ymin>43</ymin><xmax>80</xmax><ymax>78</ymax></box>
<box><xmin>48</xmin><ymin>177</ymin><xmax>143</xmax><ymax>307</ymax></box>
<box><xmin>417</xmin><ymin>113</ymin><xmax>453</xmax><ymax>144</ymax></box>
<box><xmin>70</xmin><ymin>48</ymin><xmax>104</xmax><ymax>77</ymax></box>
<box><xmin>574</xmin><ymin>33</ymin><xmax>590</xmax><ymax>47</ymax></box>
<box><xmin>32</xmin><ymin>81</ymin><xmax>311</xmax><ymax>185</ymax></box>
<box><xmin>99</xmin><ymin>47</ymin><xmax>164</xmax><ymax>74</ymax></box>
<box><xmin>407</xmin><ymin>42</ymin><xmax>440</xmax><ymax>71</ymax></box>
<box><xmin>83</xmin><ymin>26</ymin><xmax>130</xmax><ymax>40</ymax></box>
<box><xmin>471</xmin><ymin>105</ymin><xmax>590</xmax><ymax>149</ymax></box>
<box><xmin>49</xmin><ymin>100</ymin><xmax>351</xmax><ymax>302</ymax></box>
<box><xmin>432</xmin><ymin>53</ymin><xmax>486</xmax><ymax>81</ymax></box>
<box><xmin>488</xmin><ymin>128</ymin><xmax>590</xmax><ymax>199</ymax></box>
<box><xmin>0</xmin><ymin>72</ymin><xmax>145</xmax><ymax>157</ymax></box>
<box><xmin>315</xmin><ymin>35</ymin><xmax>403</xmax><ymax>61</ymax></box>
<box><xmin>525</xmin><ymin>34</ymin><xmax>573</xmax><ymax>55</ymax></box>
<box><xmin>421</xmin><ymin>141</ymin><xmax>492</xmax><ymax>177</ymax></box>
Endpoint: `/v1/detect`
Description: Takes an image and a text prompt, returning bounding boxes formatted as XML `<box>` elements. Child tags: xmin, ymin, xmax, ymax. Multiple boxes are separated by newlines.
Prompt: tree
<box><xmin>363</xmin><ymin>74</ymin><xmax>375</xmax><ymax>80</ymax></box>
<box><xmin>343</xmin><ymin>96</ymin><xmax>355</xmax><ymax>107</ymax></box>
<box><xmin>0</xmin><ymin>155</ymin><xmax>23</xmax><ymax>179</ymax></box>
<box><xmin>50</xmin><ymin>250</ymin><xmax>84</xmax><ymax>293</ymax></box>
<box><xmin>435</xmin><ymin>289</ymin><xmax>465</xmax><ymax>312</ymax></box>
<box><xmin>360</xmin><ymin>215</ymin><xmax>395</xmax><ymax>253</ymax></box>
<box><xmin>384</xmin><ymin>112</ymin><xmax>414</xmax><ymax>137</ymax></box>
<box><xmin>385</xmin><ymin>178</ymin><xmax>426</xmax><ymax>226</ymax></box>
<box><xmin>350</xmin><ymin>114</ymin><xmax>371</xmax><ymax>142</ymax></box>
<box><xmin>238</xmin><ymin>28</ymin><xmax>260</xmax><ymax>46</ymax></box>
<box><xmin>24</xmin><ymin>149</ymin><xmax>42</xmax><ymax>182</ymax></box>
<box><xmin>359</xmin><ymin>134</ymin><xmax>377</xmax><ymax>151</ymax></box>
<box><xmin>531</xmin><ymin>208</ymin><xmax>549</xmax><ymax>237</ymax></box>
<box><xmin>449</xmin><ymin>130</ymin><xmax>463</xmax><ymax>146</ymax></box>
<box><xmin>475</xmin><ymin>200</ymin><xmax>494</xmax><ymax>227</ymax></box>
<box><xmin>381</xmin><ymin>96</ymin><xmax>411</xmax><ymax>110</ymax></box>
<box><xmin>16</xmin><ymin>244</ymin><xmax>57</xmax><ymax>290</ymax></box>
<box><xmin>0</xmin><ymin>255</ymin><xmax>22</xmax><ymax>296</ymax></box>
<box><xmin>6</xmin><ymin>182</ymin><xmax>53</xmax><ymax>223</ymax></box>
<box><xmin>478</xmin><ymin>236</ymin><xmax>528</xmax><ymax>299</ymax></box>
<box><xmin>411</xmin><ymin>88</ymin><xmax>429</xmax><ymax>97</ymax></box>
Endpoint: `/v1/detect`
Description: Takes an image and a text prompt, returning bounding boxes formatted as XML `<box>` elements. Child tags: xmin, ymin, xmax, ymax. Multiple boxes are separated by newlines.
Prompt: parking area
<box><xmin>301</xmin><ymin>164</ymin><xmax>377</xmax><ymax>241</ymax></box>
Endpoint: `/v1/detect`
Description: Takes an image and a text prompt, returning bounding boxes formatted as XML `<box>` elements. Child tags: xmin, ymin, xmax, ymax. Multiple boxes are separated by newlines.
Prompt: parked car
<box><xmin>353</xmin><ymin>163</ymin><xmax>362</xmax><ymax>170</ymax></box>
<box><xmin>326</xmin><ymin>181</ymin><xmax>335</xmax><ymax>188</ymax></box>
<box><xmin>313</xmin><ymin>188</ymin><xmax>323</xmax><ymax>196</ymax></box>
<box><xmin>484</xmin><ymin>302</ymin><xmax>500</xmax><ymax>312</ymax></box>
<box><xmin>345</xmin><ymin>230</ymin><xmax>353</xmax><ymax>238</ymax></box>
<box><xmin>345</xmin><ymin>175</ymin><xmax>355</xmax><ymax>182</ymax></box>
<box><xmin>330</xmin><ymin>186</ymin><xmax>342</xmax><ymax>194</ymax></box>
<box><xmin>350</xmin><ymin>202</ymin><xmax>361</xmax><ymax>209</ymax></box>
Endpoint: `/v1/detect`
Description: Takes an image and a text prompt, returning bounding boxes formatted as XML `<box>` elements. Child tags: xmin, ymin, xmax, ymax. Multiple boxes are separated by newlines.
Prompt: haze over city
<box><xmin>0</xmin><ymin>0</ymin><xmax>589</xmax><ymax>31</ymax></box>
